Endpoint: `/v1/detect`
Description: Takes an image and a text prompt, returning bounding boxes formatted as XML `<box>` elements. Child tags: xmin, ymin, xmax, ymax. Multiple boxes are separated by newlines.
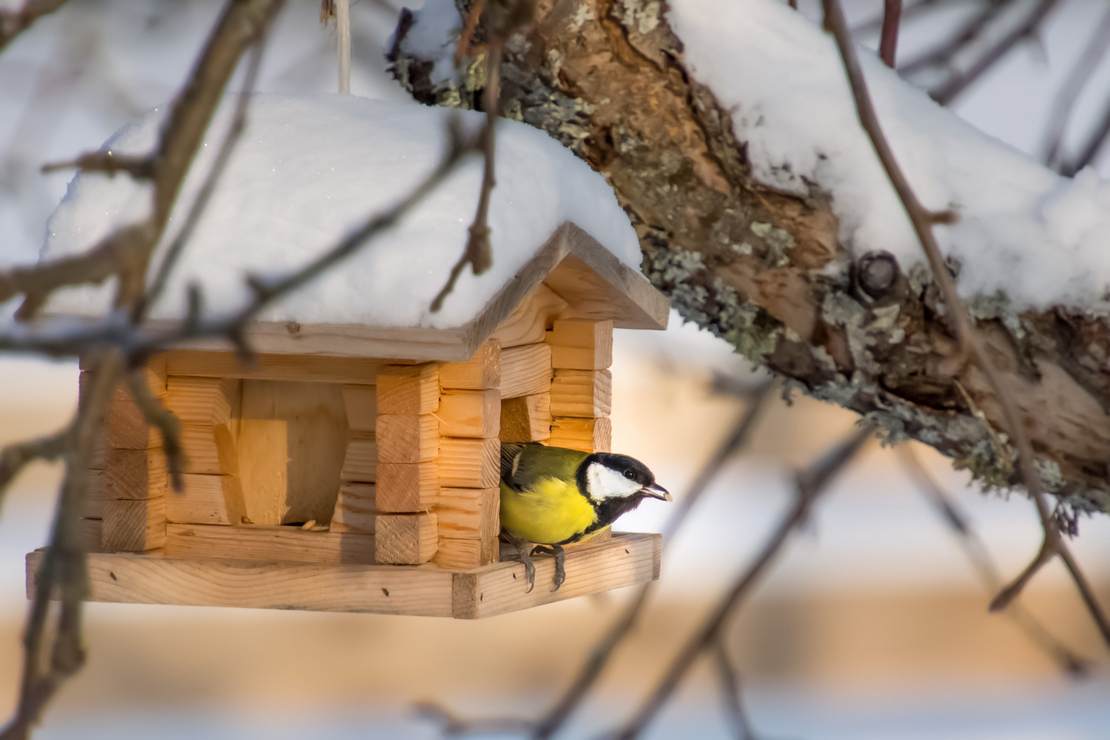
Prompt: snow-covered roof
<box><xmin>41</xmin><ymin>95</ymin><xmax>667</xmax><ymax>360</ymax></box>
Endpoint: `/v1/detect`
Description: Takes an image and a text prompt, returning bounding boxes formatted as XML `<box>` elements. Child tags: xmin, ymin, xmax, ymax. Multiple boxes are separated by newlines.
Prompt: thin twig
<box><xmin>853</xmin><ymin>0</ymin><xmax>947</xmax><ymax>36</ymax></box>
<box><xmin>898</xmin><ymin>446</ymin><xmax>1090</xmax><ymax>676</ymax></box>
<box><xmin>1062</xmin><ymin>95</ymin><xmax>1110</xmax><ymax>176</ymax></box>
<box><xmin>1041</xmin><ymin>8</ymin><xmax>1110</xmax><ymax>169</ymax></box>
<box><xmin>713</xmin><ymin>638</ymin><xmax>756</xmax><ymax>740</ymax></box>
<box><xmin>822</xmin><ymin>0</ymin><xmax>1110</xmax><ymax>647</ymax></box>
<box><xmin>879</xmin><ymin>0</ymin><xmax>902</xmax><ymax>68</ymax></box>
<box><xmin>414</xmin><ymin>702</ymin><xmax>533</xmax><ymax>737</ymax></box>
<box><xmin>0</xmin><ymin>430</ymin><xmax>70</xmax><ymax>503</ymax></box>
<box><xmin>0</xmin><ymin>0</ymin><xmax>71</xmax><ymax>51</ymax></box>
<box><xmin>612</xmin><ymin>426</ymin><xmax>874</xmax><ymax>739</ymax></box>
<box><xmin>898</xmin><ymin>1</ymin><xmax>1011</xmax><ymax>76</ymax></box>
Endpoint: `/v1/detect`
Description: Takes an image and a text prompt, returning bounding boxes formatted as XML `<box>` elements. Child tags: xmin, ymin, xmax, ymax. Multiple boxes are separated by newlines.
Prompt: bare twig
<box><xmin>853</xmin><ymin>0</ymin><xmax>947</xmax><ymax>36</ymax></box>
<box><xmin>612</xmin><ymin>426</ymin><xmax>874</xmax><ymax>739</ymax></box>
<box><xmin>415</xmin><ymin>702</ymin><xmax>533</xmax><ymax>737</ymax></box>
<box><xmin>879</xmin><ymin>0</ymin><xmax>902</xmax><ymax>68</ymax></box>
<box><xmin>898</xmin><ymin>1</ymin><xmax>1011</xmax><ymax>76</ymax></box>
<box><xmin>713</xmin><ymin>639</ymin><xmax>756</xmax><ymax>740</ymax></box>
<box><xmin>0</xmin><ymin>430</ymin><xmax>70</xmax><ymax>503</ymax></box>
<box><xmin>1041</xmin><ymin>8</ymin><xmax>1110</xmax><ymax>169</ymax></box>
<box><xmin>0</xmin><ymin>0</ymin><xmax>71</xmax><ymax>51</ymax></box>
<box><xmin>929</xmin><ymin>0</ymin><xmax>1062</xmax><ymax>106</ymax></box>
<box><xmin>822</xmin><ymin>0</ymin><xmax>1110</xmax><ymax>647</ymax></box>
<box><xmin>337</xmin><ymin>0</ymin><xmax>350</xmax><ymax>93</ymax></box>
<box><xmin>898</xmin><ymin>446</ymin><xmax>1089</xmax><ymax>676</ymax></box>
<box><xmin>1062</xmin><ymin>96</ymin><xmax>1110</xmax><ymax>176</ymax></box>
<box><xmin>40</xmin><ymin>151</ymin><xmax>154</xmax><ymax>177</ymax></box>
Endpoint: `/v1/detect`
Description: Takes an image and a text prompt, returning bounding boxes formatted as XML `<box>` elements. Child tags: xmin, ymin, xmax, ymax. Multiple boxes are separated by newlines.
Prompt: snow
<box><xmin>40</xmin><ymin>95</ymin><xmax>642</xmax><ymax>328</ymax></box>
<box><xmin>392</xmin><ymin>0</ymin><xmax>464</xmax><ymax>87</ymax></box>
<box><xmin>669</xmin><ymin>0</ymin><xmax>1110</xmax><ymax>314</ymax></box>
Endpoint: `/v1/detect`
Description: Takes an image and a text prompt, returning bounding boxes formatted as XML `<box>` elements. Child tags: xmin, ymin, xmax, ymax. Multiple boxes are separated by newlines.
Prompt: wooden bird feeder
<box><xmin>27</xmin><ymin>223</ymin><xmax>669</xmax><ymax>618</ymax></box>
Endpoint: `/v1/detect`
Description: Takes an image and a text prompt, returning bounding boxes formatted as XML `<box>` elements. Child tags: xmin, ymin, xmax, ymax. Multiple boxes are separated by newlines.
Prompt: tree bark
<box><xmin>389</xmin><ymin>0</ymin><xmax>1110</xmax><ymax>517</ymax></box>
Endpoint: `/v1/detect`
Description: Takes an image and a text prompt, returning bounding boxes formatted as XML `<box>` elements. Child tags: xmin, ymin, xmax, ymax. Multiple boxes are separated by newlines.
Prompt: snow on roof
<box><xmin>670</xmin><ymin>0</ymin><xmax>1110</xmax><ymax>314</ymax></box>
<box><xmin>41</xmin><ymin>95</ymin><xmax>643</xmax><ymax>329</ymax></box>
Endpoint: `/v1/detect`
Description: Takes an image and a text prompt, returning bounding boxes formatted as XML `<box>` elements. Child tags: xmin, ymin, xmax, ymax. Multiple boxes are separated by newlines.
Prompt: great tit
<box><xmin>499</xmin><ymin>442</ymin><xmax>671</xmax><ymax>592</ymax></box>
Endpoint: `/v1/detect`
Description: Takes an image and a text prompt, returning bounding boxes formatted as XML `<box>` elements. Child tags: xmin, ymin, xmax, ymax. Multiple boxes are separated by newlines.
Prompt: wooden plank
<box><xmin>375</xmin><ymin>462</ymin><xmax>438</xmax><ymax>512</ymax></box>
<box><xmin>491</xmin><ymin>284</ymin><xmax>568</xmax><ymax>348</ymax></box>
<box><xmin>80</xmin><ymin>355</ymin><xmax>167</xmax><ymax>400</ymax></box>
<box><xmin>500</xmin><ymin>343</ymin><xmax>553</xmax><ymax>399</ymax></box>
<box><xmin>499</xmin><ymin>393</ymin><xmax>551</xmax><ymax>443</ymax></box>
<box><xmin>440</xmin><ymin>340</ymin><xmax>500</xmax><ymax>390</ymax></box>
<box><xmin>166</xmin><ymin>351</ymin><xmax>389</xmax><ymax>384</ymax></box>
<box><xmin>103</xmin><ymin>497</ymin><xmax>166</xmax><ymax>552</ymax></box>
<box><xmin>546</xmin><ymin>319</ymin><xmax>613</xmax><ymax>370</ymax></box>
<box><xmin>83</xmin><ymin>470</ymin><xmax>107</xmax><ymax>519</ymax></box>
<box><xmin>330</xmin><ymin>484</ymin><xmax>380</xmax><ymax>534</ymax></box>
<box><xmin>548</xmin><ymin>416</ymin><xmax>612</xmax><ymax>453</ymax></box>
<box><xmin>452</xmin><ymin>532</ymin><xmax>660</xmax><ymax>618</ymax></box>
<box><xmin>375</xmin><ymin>512</ymin><xmax>438</xmax><ymax>565</ymax></box>
<box><xmin>28</xmin><ymin>550</ymin><xmax>455</xmax><ymax>617</ymax></box>
<box><xmin>79</xmin><ymin>518</ymin><xmax>104</xmax><ymax>553</ymax></box>
<box><xmin>375</xmin><ymin>414</ymin><xmax>439</xmax><ymax>464</ymax></box>
<box><xmin>436</xmin><ymin>487</ymin><xmax>498</xmax><ymax>541</ymax></box>
<box><xmin>433</xmin><ymin>536</ymin><xmax>499</xmax><ymax>570</ymax></box>
<box><xmin>165</xmin><ymin>523</ymin><xmax>375</xmax><ymax>565</ymax></box>
<box><xmin>341</xmin><ymin>385</ymin><xmax>378</xmax><ymax>432</ymax></box>
<box><xmin>341</xmin><ymin>433</ymin><xmax>378</xmax><ymax>483</ymax></box>
<box><xmin>550</xmin><ymin>369</ymin><xmax>612</xmax><ymax>418</ymax></box>
<box><xmin>104</xmin><ymin>396</ymin><xmax>161</xmax><ymax>450</ymax></box>
<box><xmin>104</xmin><ymin>447</ymin><xmax>167</xmax><ymax>500</ymax></box>
<box><xmin>165</xmin><ymin>376</ymin><xmax>239</xmax><ymax>424</ymax></box>
<box><xmin>235</xmin><ymin>380</ymin><xmax>348</xmax><ymax>525</ymax></box>
<box><xmin>165</xmin><ymin>474</ymin><xmax>246</xmax><ymax>526</ymax></box>
<box><xmin>376</xmin><ymin>364</ymin><xmax>439</xmax><ymax>415</ymax></box>
<box><xmin>438</xmin><ymin>389</ymin><xmax>500</xmax><ymax>439</ymax></box>
<box><xmin>439</xmin><ymin>437</ymin><xmax>499</xmax><ymax>488</ymax></box>
<box><xmin>90</xmin><ymin>429</ymin><xmax>106</xmax><ymax>470</ymax></box>
<box><xmin>180</xmin><ymin>422</ymin><xmax>237</xmax><ymax>475</ymax></box>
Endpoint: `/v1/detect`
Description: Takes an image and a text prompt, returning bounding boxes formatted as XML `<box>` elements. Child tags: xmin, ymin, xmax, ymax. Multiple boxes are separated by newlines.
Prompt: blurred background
<box><xmin>2</xmin><ymin>1</ymin><xmax>1110</xmax><ymax>738</ymax></box>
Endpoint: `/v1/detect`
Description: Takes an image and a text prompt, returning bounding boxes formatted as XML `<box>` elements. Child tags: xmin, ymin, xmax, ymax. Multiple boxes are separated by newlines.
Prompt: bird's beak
<box><xmin>641</xmin><ymin>483</ymin><xmax>672</xmax><ymax>501</ymax></box>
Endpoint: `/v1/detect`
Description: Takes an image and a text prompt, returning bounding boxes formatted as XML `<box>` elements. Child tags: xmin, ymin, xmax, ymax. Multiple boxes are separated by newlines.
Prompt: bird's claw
<box><xmin>533</xmin><ymin>545</ymin><xmax>567</xmax><ymax>592</ymax></box>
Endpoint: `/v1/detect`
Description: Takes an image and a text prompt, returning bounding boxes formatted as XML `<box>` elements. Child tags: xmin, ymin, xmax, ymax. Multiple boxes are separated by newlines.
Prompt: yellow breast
<box><xmin>499</xmin><ymin>478</ymin><xmax>597</xmax><ymax>545</ymax></box>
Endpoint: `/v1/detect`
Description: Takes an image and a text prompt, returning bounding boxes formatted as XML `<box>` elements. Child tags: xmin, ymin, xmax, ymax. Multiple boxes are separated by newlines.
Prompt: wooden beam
<box><xmin>104</xmin><ymin>396</ymin><xmax>161</xmax><ymax>450</ymax></box>
<box><xmin>438</xmin><ymin>389</ymin><xmax>500</xmax><ymax>438</ymax></box>
<box><xmin>341</xmin><ymin>384</ymin><xmax>378</xmax><ymax>432</ymax></box>
<box><xmin>29</xmin><ymin>550</ymin><xmax>456</xmax><ymax>617</ymax></box>
<box><xmin>376</xmin><ymin>363</ymin><xmax>440</xmax><ymax>415</ymax></box>
<box><xmin>499</xmin><ymin>393</ymin><xmax>551</xmax><ymax>443</ymax></box>
<box><xmin>374</xmin><ymin>512</ymin><xmax>438</xmax><ymax>565</ymax></box>
<box><xmin>439</xmin><ymin>437</ymin><xmax>499</xmax><ymax>488</ymax></box>
<box><xmin>180</xmin><ymin>422</ymin><xmax>237</xmax><ymax>475</ymax></box>
<box><xmin>90</xmin><ymin>429</ymin><xmax>105</xmax><ymax>470</ymax></box>
<box><xmin>440</xmin><ymin>339</ymin><xmax>500</xmax><ymax>390</ymax></box>
<box><xmin>550</xmin><ymin>369</ymin><xmax>612</xmax><ymax>417</ymax></box>
<box><xmin>79</xmin><ymin>518</ymin><xmax>104</xmax><ymax>553</ymax></box>
<box><xmin>548</xmin><ymin>416</ymin><xmax>612</xmax><ymax>453</ymax></box>
<box><xmin>165</xmin><ymin>523</ymin><xmax>375</xmax><ymax>565</ymax></box>
<box><xmin>500</xmin><ymin>343</ymin><xmax>553</xmax><ymax>399</ymax></box>
<box><xmin>165</xmin><ymin>376</ymin><xmax>239</xmax><ymax>424</ymax></box>
<box><xmin>375</xmin><ymin>414</ymin><xmax>439</xmax><ymax>463</ymax></box>
<box><xmin>546</xmin><ymin>319</ymin><xmax>613</xmax><ymax>370</ymax></box>
<box><xmin>330</xmin><ymin>483</ymin><xmax>379</xmax><ymax>534</ymax></box>
<box><xmin>451</xmin><ymin>532</ymin><xmax>660</xmax><ymax>618</ymax></box>
<box><xmin>491</xmin><ymin>284</ymin><xmax>568</xmax><ymax>348</ymax></box>
<box><xmin>165</xmin><ymin>474</ymin><xmax>246</xmax><ymax>526</ymax></box>
<box><xmin>433</xmin><ymin>536</ymin><xmax>499</xmax><ymax>570</ymax></box>
<box><xmin>104</xmin><ymin>448</ymin><xmax>167</xmax><ymax>500</ymax></box>
<box><xmin>103</xmin><ymin>497</ymin><xmax>166</xmax><ymax>552</ymax></box>
<box><xmin>83</xmin><ymin>470</ymin><xmax>107</xmax><ymax>519</ymax></box>
<box><xmin>375</xmin><ymin>462</ymin><xmax>438</xmax><ymax>512</ymax></box>
<box><xmin>80</xmin><ymin>354</ymin><xmax>167</xmax><ymax>400</ymax></box>
<box><xmin>436</xmin><ymin>487</ymin><xmax>499</xmax><ymax>541</ymax></box>
<box><xmin>340</xmin><ymin>433</ymin><xmax>378</xmax><ymax>482</ymax></box>
<box><xmin>166</xmin><ymin>350</ymin><xmax>388</xmax><ymax>384</ymax></box>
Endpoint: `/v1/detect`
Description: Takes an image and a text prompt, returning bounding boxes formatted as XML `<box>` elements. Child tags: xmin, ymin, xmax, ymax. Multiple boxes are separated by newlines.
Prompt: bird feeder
<box><xmin>27</xmin><ymin>222</ymin><xmax>668</xmax><ymax>618</ymax></box>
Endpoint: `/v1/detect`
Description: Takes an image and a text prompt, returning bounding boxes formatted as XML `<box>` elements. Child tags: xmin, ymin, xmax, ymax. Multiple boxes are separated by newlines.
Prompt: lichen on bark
<box><xmin>389</xmin><ymin>0</ymin><xmax>1110</xmax><ymax>517</ymax></box>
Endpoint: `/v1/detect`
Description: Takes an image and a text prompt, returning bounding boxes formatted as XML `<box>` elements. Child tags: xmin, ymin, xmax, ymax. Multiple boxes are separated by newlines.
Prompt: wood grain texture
<box><xmin>104</xmin><ymin>395</ymin><xmax>162</xmax><ymax>450</ymax></box>
<box><xmin>500</xmin><ymin>343</ymin><xmax>554</xmax><ymax>399</ymax></box>
<box><xmin>81</xmin><ymin>355</ymin><xmax>168</xmax><ymax>398</ymax></box>
<box><xmin>79</xmin><ymin>518</ymin><xmax>104</xmax><ymax>553</ymax></box>
<box><xmin>341</xmin><ymin>434</ymin><xmax>378</xmax><ymax>483</ymax></box>
<box><xmin>438</xmin><ymin>389</ymin><xmax>500</xmax><ymax>438</ymax></box>
<box><xmin>341</xmin><ymin>384</ymin><xmax>378</xmax><ymax>432</ymax></box>
<box><xmin>376</xmin><ymin>363</ymin><xmax>440</xmax><ymax>415</ymax></box>
<box><xmin>440</xmin><ymin>339</ymin><xmax>501</xmax><ymax>390</ymax></box>
<box><xmin>491</xmin><ymin>284</ymin><xmax>568</xmax><ymax>348</ymax></box>
<box><xmin>103</xmin><ymin>497</ymin><xmax>166</xmax><ymax>552</ymax></box>
<box><xmin>165</xmin><ymin>474</ymin><xmax>246</xmax><ymax>526</ymax></box>
<box><xmin>83</xmin><ymin>470</ymin><xmax>107</xmax><ymax>519</ymax></box>
<box><xmin>374</xmin><ymin>512</ymin><xmax>438</xmax><ymax>565</ymax></box>
<box><xmin>166</xmin><ymin>350</ymin><xmax>388</xmax><ymax>384</ymax></box>
<box><xmin>436</xmin><ymin>487</ymin><xmax>499</xmax><ymax>541</ymax></box>
<box><xmin>547</xmin><ymin>319</ymin><xmax>613</xmax><ymax>370</ymax></box>
<box><xmin>104</xmin><ymin>448</ymin><xmax>168</xmax><ymax>500</ymax></box>
<box><xmin>432</xmin><ymin>536</ymin><xmax>498</xmax><ymax>570</ymax></box>
<box><xmin>28</xmin><ymin>551</ymin><xmax>455</xmax><ymax>617</ymax></box>
<box><xmin>330</xmin><ymin>484</ymin><xmax>380</xmax><ymax>534</ymax></box>
<box><xmin>180</xmin><ymin>422</ymin><xmax>237</xmax><ymax>475</ymax></box>
<box><xmin>375</xmin><ymin>414</ymin><xmax>439</xmax><ymax>464</ymax></box>
<box><xmin>451</xmin><ymin>532</ymin><xmax>660</xmax><ymax>618</ymax></box>
<box><xmin>549</xmin><ymin>416</ymin><xmax>612</xmax><ymax>453</ymax></box>
<box><xmin>375</xmin><ymin>461</ymin><xmax>439</xmax><ymax>512</ymax></box>
<box><xmin>165</xmin><ymin>523</ymin><xmax>375</xmax><ymax>565</ymax></box>
<box><xmin>439</xmin><ymin>437</ymin><xmax>499</xmax><ymax>488</ymax></box>
<box><xmin>165</xmin><ymin>376</ymin><xmax>239</xmax><ymax>424</ymax></box>
<box><xmin>499</xmin><ymin>393</ymin><xmax>552</xmax><ymax>443</ymax></box>
<box><xmin>550</xmin><ymin>369</ymin><xmax>612</xmax><ymax>417</ymax></box>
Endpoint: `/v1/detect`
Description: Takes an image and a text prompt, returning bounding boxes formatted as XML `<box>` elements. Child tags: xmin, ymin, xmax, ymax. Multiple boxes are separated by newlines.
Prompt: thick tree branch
<box><xmin>0</xmin><ymin>0</ymin><xmax>70</xmax><ymax>51</ymax></box>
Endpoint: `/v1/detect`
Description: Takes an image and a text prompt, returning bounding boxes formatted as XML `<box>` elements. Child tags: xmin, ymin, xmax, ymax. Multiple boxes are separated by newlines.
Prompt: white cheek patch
<box><xmin>586</xmin><ymin>463</ymin><xmax>643</xmax><ymax>500</ymax></box>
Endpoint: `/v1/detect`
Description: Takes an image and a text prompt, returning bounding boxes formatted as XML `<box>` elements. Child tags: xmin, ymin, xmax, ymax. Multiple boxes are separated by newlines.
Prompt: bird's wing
<box><xmin>506</xmin><ymin>444</ymin><xmax>590</xmax><ymax>491</ymax></box>
<box><xmin>500</xmin><ymin>443</ymin><xmax>525</xmax><ymax>490</ymax></box>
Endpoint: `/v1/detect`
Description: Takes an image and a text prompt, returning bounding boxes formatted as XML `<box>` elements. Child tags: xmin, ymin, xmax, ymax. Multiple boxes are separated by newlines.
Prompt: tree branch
<box><xmin>0</xmin><ymin>0</ymin><xmax>70</xmax><ymax>52</ymax></box>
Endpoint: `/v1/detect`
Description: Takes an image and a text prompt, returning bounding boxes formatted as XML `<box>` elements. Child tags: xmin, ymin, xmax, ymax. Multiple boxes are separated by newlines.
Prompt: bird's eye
<box><xmin>623</xmin><ymin>470</ymin><xmax>635</xmax><ymax>479</ymax></box>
